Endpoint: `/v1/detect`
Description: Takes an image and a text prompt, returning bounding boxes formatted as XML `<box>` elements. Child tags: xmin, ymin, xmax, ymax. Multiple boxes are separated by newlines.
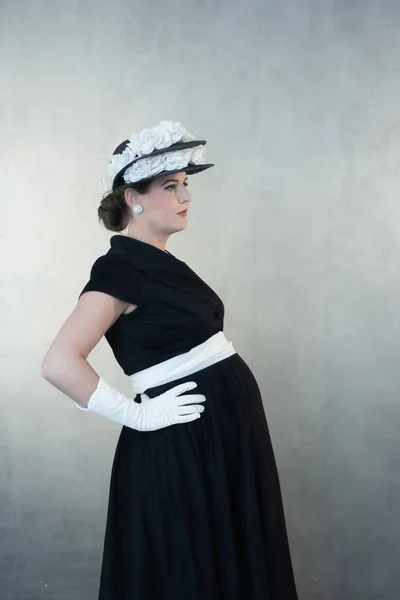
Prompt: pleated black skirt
<box><xmin>98</xmin><ymin>354</ymin><xmax>298</xmax><ymax>600</ymax></box>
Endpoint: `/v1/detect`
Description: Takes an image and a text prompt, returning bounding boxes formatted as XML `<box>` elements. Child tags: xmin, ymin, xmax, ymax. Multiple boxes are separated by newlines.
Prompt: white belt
<box><xmin>129</xmin><ymin>331</ymin><xmax>236</xmax><ymax>395</ymax></box>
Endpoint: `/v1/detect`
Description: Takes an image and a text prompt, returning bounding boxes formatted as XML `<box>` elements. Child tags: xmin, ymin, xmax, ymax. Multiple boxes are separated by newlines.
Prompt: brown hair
<box><xmin>97</xmin><ymin>180</ymin><xmax>152</xmax><ymax>232</ymax></box>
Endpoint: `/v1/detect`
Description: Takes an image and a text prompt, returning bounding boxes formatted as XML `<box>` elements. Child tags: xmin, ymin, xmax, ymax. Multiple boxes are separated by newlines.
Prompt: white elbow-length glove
<box><xmin>77</xmin><ymin>377</ymin><xmax>206</xmax><ymax>431</ymax></box>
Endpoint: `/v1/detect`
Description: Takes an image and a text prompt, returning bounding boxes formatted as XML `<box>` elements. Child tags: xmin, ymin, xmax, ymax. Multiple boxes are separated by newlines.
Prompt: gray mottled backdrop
<box><xmin>1</xmin><ymin>1</ymin><xmax>400</xmax><ymax>598</ymax></box>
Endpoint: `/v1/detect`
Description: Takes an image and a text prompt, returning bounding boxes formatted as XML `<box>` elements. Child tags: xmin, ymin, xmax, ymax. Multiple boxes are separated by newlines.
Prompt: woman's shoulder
<box><xmin>79</xmin><ymin>252</ymin><xmax>143</xmax><ymax>304</ymax></box>
<box><xmin>88</xmin><ymin>252</ymin><xmax>139</xmax><ymax>277</ymax></box>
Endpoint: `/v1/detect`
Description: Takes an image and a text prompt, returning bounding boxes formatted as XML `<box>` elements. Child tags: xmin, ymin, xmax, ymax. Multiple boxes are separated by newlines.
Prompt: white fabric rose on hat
<box><xmin>157</xmin><ymin>121</ymin><xmax>190</xmax><ymax>147</ymax></box>
<box><xmin>152</xmin><ymin>121</ymin><xmax>175</xmax><ymax>149</ymax></box>
<box><xmin>162</xmin><ymin>149</ymin><xmax>191</xmax><ymax>171</ymax></box>
<box><xmin>124</xmin><ymin>157</ymin><xmax>152</xmax><ymax>183</ymax></box>
<box><xmin>109</xmin><ymin>147</ymin><xmax>134</xmax><ymax>180</ymax></box>
<box><xmin>189</xmin><ymin>146</ymin><xmax>207</xmax><ymax>164</ymax></box>
<box><xmin>129</xmin><ymin>121</ymin><xmax>186</xmax><ymax>158</ymax></box>
<box><xmin>136</xmin><ymin>129</ymin><xmax>157</xmax><ymax>156</ymax></box>
<box><xmin>126</xmin><ymin>139</ymin><xmax>141</xmax><ymax>158</ymax></box>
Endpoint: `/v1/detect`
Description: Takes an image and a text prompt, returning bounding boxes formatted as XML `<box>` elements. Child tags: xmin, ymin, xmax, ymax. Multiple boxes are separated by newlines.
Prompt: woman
<box><xmin>42</xmin><ymin>120</ymin><xmax>298</xmax><ymax>600</ymax></box>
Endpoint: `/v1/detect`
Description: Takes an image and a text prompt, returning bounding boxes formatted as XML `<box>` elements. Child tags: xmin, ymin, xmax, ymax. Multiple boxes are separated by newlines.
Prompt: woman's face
<box><xmin>126</xmin><ymin>171</ymin><xmax>192</xmax><ymax>236</ymax></box>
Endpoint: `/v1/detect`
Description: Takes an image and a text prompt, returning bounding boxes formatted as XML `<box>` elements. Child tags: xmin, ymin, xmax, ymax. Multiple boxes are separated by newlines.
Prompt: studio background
<box><xmin>1</xmin><ymin>1</ymin><xmax>400</xmax><ymax>599</ymax></box>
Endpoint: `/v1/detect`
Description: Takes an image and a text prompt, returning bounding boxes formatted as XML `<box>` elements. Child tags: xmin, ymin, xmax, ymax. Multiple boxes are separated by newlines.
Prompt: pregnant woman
<box><xmin>42</xmin><ymin>120</ymin><xmax>298</xmax><ymax>600</ymax></box>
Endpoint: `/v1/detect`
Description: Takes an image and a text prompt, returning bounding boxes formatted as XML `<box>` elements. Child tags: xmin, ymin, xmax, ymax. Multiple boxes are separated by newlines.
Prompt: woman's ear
<box><xmin>124</xmin><ymin>187</ymin><xmax>138</xmax><ymax>209</ymax></box>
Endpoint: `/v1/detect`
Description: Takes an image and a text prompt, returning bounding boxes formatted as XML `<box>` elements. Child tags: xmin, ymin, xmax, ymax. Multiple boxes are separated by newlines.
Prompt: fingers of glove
<box><xmin>174</xmin><ymin>393</ymin><xmax>206</xmax><ymax>406</ymax></box>
<box><xmin>177</xmin><ymin>404</ymin><xmax>205</xmax><ymax>416</ymax></box>
<box><xmin>163</xmin><ymin>381</ymin><xmax>198</xmax><ymax>398</ymax></box>
<box><xmin>176</xmin><ymin>412</ymin><xmax>202</xmax><ymax>423</ymax></box>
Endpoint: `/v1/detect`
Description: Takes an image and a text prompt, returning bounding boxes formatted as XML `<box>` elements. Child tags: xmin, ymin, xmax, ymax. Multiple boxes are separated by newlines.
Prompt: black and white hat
<box><xmin>109</xmin><ymin>120</ymin><xmax>214</xmax><ymax>190</ymax></box>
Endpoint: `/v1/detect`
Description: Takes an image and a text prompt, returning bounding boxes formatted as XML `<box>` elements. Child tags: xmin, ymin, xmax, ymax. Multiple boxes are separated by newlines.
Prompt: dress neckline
<box><xmin>107</xmin><ymin>234</ymin><xmax>224</xmax><ymax>313</ymax></box>
<box><xmin>111</xmin><ymin>234</ymin><xmax>172</xmax><ymax>255</ymax></box>
<box><xmin>109</xmin><ymin>234</ymin><xmax>182</xmax><ymax>268</ymax></box>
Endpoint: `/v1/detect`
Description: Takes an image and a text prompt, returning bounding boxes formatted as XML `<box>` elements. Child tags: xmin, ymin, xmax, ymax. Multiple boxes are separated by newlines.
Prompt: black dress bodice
<box><xmin>79</xmin><ymin>235</ymin><xmax>225</xmax><ymax>375</ymax></box>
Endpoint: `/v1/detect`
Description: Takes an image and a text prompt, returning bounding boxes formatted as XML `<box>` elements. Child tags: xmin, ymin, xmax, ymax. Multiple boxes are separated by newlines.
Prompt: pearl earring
<box><xmin>133</xmin><ymin>204</ymin><xmax>143</xmax><ymax>214</ymax></box>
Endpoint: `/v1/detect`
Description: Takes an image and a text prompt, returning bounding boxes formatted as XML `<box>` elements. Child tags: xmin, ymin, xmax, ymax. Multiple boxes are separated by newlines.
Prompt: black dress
<box><xmin>80</xmin><ymin>235</ymin><xmax>298</xmax><ymax>600</ymax></box>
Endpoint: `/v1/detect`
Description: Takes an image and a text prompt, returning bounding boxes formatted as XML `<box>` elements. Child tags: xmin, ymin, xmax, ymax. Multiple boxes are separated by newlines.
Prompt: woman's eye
<box><xmin>165</xmin><ymin>182</ymin><xmax>188</xmax><ymax>191</ymax></box>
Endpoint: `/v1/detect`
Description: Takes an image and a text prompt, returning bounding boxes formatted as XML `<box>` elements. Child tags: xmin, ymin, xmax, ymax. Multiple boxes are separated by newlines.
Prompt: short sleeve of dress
<box><xmin>79</xmin><ymin>256</ymin><xmax>142</xmax><ymax>307</ymax></box>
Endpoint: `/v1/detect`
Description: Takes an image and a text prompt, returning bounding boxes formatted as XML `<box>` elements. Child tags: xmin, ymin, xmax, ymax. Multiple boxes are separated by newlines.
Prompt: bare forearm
<box><xmin>41</xmin><ymin>353</ymin><xmax>99</xmax><ymax>408</ymax></box>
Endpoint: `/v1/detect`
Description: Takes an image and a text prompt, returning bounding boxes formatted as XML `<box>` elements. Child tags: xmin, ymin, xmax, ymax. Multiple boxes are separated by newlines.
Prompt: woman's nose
<box><xmin>178</xmin><ymin>188</ymin><xmax>192</xmax><ymax>203</ymax></box>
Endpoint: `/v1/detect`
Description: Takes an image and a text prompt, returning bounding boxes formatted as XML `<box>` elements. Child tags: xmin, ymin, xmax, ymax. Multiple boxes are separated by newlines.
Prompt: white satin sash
<box><xmin>129</xmin><ymin>331</ymin><xmax>236</xmax><ymax>395</ymax></box>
